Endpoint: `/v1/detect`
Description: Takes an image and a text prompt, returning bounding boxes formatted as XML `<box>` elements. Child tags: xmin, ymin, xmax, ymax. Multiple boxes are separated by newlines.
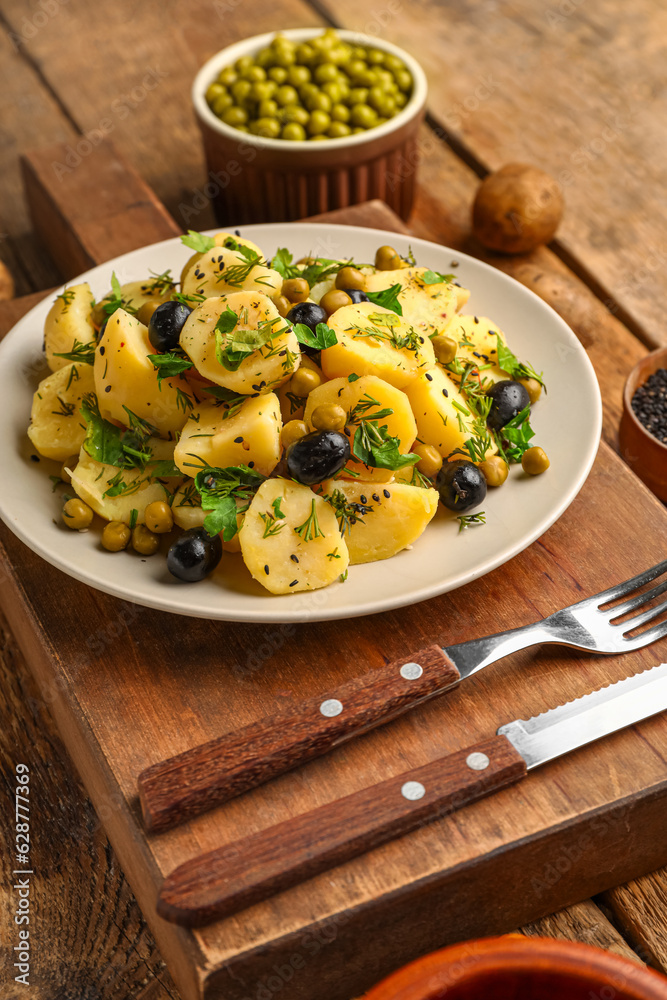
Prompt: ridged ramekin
<box><xmin>191</xmin><ymin>28</ymin><xmax>428</xmax><ymax>224</ymax></box>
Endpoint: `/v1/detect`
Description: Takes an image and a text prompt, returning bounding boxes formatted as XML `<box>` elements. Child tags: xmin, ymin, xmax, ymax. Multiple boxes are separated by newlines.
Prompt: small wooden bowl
<box><xmin>619</xmin><ymin>346</ymin><xmax>667</xmax><ymax>502</ymax></box>
<box><xmin>364</xmin><ymin>937</ymin><xmax>667</xmax><ymax>999</ymax></box>
<box><xmin>191</xmin><ymin>29</ymin><xmax>427</xmax><ymax>225</ymax></box>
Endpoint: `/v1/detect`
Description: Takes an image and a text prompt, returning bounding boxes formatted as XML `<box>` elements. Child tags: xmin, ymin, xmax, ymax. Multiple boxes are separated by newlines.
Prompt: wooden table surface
<box><xmin>1</xmin><ymin>1</ymin><xmax>666</xmax><ymax>996</ymax></box>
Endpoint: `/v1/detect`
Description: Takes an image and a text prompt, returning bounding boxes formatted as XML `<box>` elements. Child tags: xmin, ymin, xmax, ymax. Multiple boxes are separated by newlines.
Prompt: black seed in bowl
<box><xmin>631</xmin><ymin>368</ymin><xmax>667</xmax><ymax>445</ymax></box>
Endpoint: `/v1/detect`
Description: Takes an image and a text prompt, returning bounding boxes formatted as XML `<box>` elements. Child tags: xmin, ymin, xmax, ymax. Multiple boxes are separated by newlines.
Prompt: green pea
<box><xmin>328</xmin><ymin>121</ymin><xmax>351</xmax><ymax>138</ymax></box>
<box><xmin>273</xmin><ymin>48</ymin><xmax>296</xmax><ymax>68</ymax></box>
<box><xmin>346</xmin><ymin>59</ymin><xmax>368</xmax><ymax>81</ymax></box>
<box><xmin>309</xmin><ymin>134</ymin><xmax>329</xmax><ymax>141</ymax></box>
<box><xmin>275</xmin><ymin>84</ymin><xmax>299</xmax><ymax>107</ymax></box>
<box><xmin>221</xmin><ymin>106</ymin><xmax>249</xmax><ymax>127</ymax></box>
<box><xmin>352</xmin><ymin>46</ymin><xmax>367</xmax><ymax>60</ymax></box>
<box><xmin>206</xmin><ymin>82</ymin><xmax>225</xmax><ymax>105</ymax></box>
<box><xmin>355</xmin><ymin>68</ymin><xmax>378</xmax><ymax>87</ymax></box>
<box><xmin>256</xmin><ymin>47</ymin><xmax>274</xmax><ymax>68</ymax></box>
<box><xmin>329</xmin><ymin>44</ymin><xmax>352</xmax><ymax>65</ymax></box>
<box><xmin>269</xmin><ymin>66</ymin><xmax>288</xmax><ymax>84</ymax></box>
<box><xmin>375</xmin><ymin>69</ymin><xmax>394</xmax><ymax>87</ymax></box>
<box><xmin>307</xmin><ymin>109</ymin><xmax>331</xmax><ymax>135</ymax></box>
<box><xmin>305</xmin><ymin>90</ymin><xmax>332</xmax><ymax>113</ymax></box>
<box><xmin>258</xmin><ymin>98</ymin><xmax>279</xmax><ymax>118</ymax></box>
<box><xmin>351</xmin><ymin>126</ymin><xmax>365</xmax><ymax>134</ymax></box>
<box><xmin>212</xmin><ymin>92</ymin><xmax>234</xmax><ymax>116</ymax></box>
<box><xmin>383</xmin><ymin>54</ymin><xmax>405</xmax><ymax>73</ymax></box>
<box><xmin>395</xmin><ymin>91</ymin><xmax>408</xmax><ymax>108</ymax></box>
<box><xmin>322</xmin><ymin>81</ymin><xmax>344</xmax><ymax>104</ymax></box>
<box><xmin>368</xmin><ymin>49</ymin><xmax>386</xmax><ymax>65</ymax></box>
<box><xmin>331</xmin><ymin>103</ymin><xmax>350</xmax><ymax>123</ymax></box>
<box><xmin>251</xmin><ymin>80</ymin><xmax>277</xmax><ymax>102</ymax></box>
<box><xmin>314</xmin><ymin>62</ymin><xmax>338</xmax><ymax>84</ymax></box>
<box><xmin>349</xmin><ymin>103</ymin><xmax>378</xmax><ymax>128</ymax></box>
<box><xmin>271</xmin><ymin>34</ymin><xmax>294</xmax><ymax>51</ymax></box>
<box><xmin>376</xmin><ymin>116</ymin><xmax>389</xmax><ymax>126</ymax></box>
<box><xmin>243</xmin><ymin>65</ymin><xmax>266</xmax><ymax>83</ymax></box>
<box><xmin>231</xmin><ymin>79</ymin><xmax>252</xmax><ymax>103</ymax></box>
<box><xmin>282</xmin><ymin>122</ymin><xmax>307</xmax><ymax>141</ymax></box>
<box><xmin>235</xmin><ymin>124</ymin><xmax>249</xmax><ymax>133</ymax></box>
<box><xmin>368</xmin><ymin>87</ymin><xmax>397</xmax><ymax>117</ymax></box>
<box><xmin>296</xmin><ymin>42</ymin><xmax>316</xmax><ymax>65</ymax></box>
<box><xmin>217</xmin><ymin>67</ymin><xmax>238</xmax><ymax>87</ymax></box>
<box><xmin>347</xmin><ymin>87</ymin><xmax>369</xmax><ymax>106</ymax></box>
<box><xmin>395</xmin><ymin>69</ymin><xmax>413</xmax><ymax>92</ymax></box>
<box><xmin>286</xmin><ymin>65</ymin><xmax>310</xmax><ymax>87</ymax></box>
<box><xmin>299</xmin><ymin>82</ymin><xmax>319</xmax><ymax>102</ymax></box>
<box><xmin>235</xmin><ymin>55</ymin><xmax>255</xmax><ymax>74</ymax></box>
<box><xmin>280</xmin><ymin>104</ymin><xmax>309</xmax><ymax>125</ymax></box>
<box><xmin>249</xmin><ymin>118</ymin><xmax>281</xmax><ymax>138</ymax></box>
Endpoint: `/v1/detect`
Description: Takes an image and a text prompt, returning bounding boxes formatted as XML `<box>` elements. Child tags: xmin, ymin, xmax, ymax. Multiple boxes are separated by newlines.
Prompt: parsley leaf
<box><xmin>365</xmin><ymin>283</ymin><xmax>403</xmax><ymax>315</ymax></box>
<box><xmin>421</xmin><ymin>269</ymin><xmax>454</xmax><ymax>285</ymax></box>
<box><xmin>147</xmin><ymin>352</ymin><xmax>194</xmax><ymax>384</ymax></box>
<box><xmin>195</xmin><ymin>465</ymin><xmax>265</xmax><ymax>539</ymax></box>
<box><xmin>293</xmin><ymin>321</ymin><xmax>338</xmax><ymax>350</ymax></box>
<box><xmin>181</xmin><ymin>230</ymin><xmax>216</xmax><ymax>253</ymax></box>
<box><xmin>495</xmin><ymin>335</ymin><xmax>546</xmax><ymax>388</ymax></box>
<box><xmin>495</xmin><ymin>406</ymin><xmax>535</xmax><ymax>463</ymax></box>
<box><xmin>351</xmin><ymin>420</ymin><xmax>419</xmax><ymax>471</ymax></box>
<box><xmin>270</xmin><ymin>247</ymin><xmax>296</xmax><ymax>278</ymax></box>
<box><xmin>81</xmin><ymin>394</ymin><xmax>156</xmax><ymax>470</ymax></box>
<box><xmin>101</xmin><ymin>271</ymin><xmax>136</xmax><ymax>317</ymax></box>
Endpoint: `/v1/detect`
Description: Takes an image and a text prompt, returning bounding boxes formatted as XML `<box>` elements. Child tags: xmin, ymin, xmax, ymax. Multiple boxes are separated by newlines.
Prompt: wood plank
<box><xmin>21</xmin><ymin>141</ymin><xmax>181</xmax><ymax>278</ymax></box>
<box><xmin>521</xmin><ymin>899</ymin><xmax>645</xmax><ymax>966</ymax></box>
<box><xmin>314</xmin><ymin>0</ymin><xmax>667</xmax><ymax>349</ymax></box>
<box><xmin>600</xmin><ymin>874</ymin><xmax>667</xmax><ymax>973</ymax></box>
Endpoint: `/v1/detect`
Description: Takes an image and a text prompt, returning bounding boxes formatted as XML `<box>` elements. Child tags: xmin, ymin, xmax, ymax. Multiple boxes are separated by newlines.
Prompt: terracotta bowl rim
<box><xmin>191</xmin><ymin>27</ymin><xmax>428</xmax><ymax>154</ymax></box>
<box><xmin>622</xmin><ymin>345</ymin><xmax>667</xmax><ymax>455</ymax></box>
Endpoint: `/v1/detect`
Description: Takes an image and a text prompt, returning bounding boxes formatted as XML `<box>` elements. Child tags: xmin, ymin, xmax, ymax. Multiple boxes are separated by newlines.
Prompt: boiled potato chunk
<box><xmin>321</xmin><ymin>479</ymin><xmax>438</xmax><ymax>564</ymax></box>
<box><xmin>322</xmin><ymin>302</ymin><xmax>434</xmax><ymax>389</ymax></box>
<box><xmin>240</xmin><ymin>479</ymin><xmax>349</xmax><ymax>594</ymax></box>
<box><xmin>181</xmin><ymin>242</ymin><xmax>281</xmax><ymax>298</ymax></box>
<box><xmin>277</xmin><ymin>355</ymin><xmax>324</xmax><ymax>422</ymax></box>
<box><xmin>443</xmin><ymin>315</ymin><xmax>508</xmax><ymax>384</ymax></box>
<box><xmin>304</xmin><ymin>375</ymin><xmax>416</xmax><ymax>484</ymax></box>
<box><xmin>171</xmin><ymin>481</ymin><xmax>242</xmax><ymax>552</ymax></box>
<box><xmin>405</xmin><ymin>366</ymin><xmax>496</xmax><ymax>460</ymax></box>
<box><xmin>179</xmin><ymin>292</ymin><xmax>300</xmax><ymax>394</ymax></box>
<box><xmin>364</xmin><ymin>267</ymin><xmax>465</xmax><ymax>338</ymax></box>
<box><xmin>95</xmin><ymin>309</ymin><xmax>194</xmax><ymax>436</ymax></box>
<box><xmin>180</xmin><ymin>232</ymin><xmax>265</xmax><ymax>287</ymax></box>
<box><xmin>174</xmin><ymin>393</ymin><xmax>282</xmax><ymax>478</ymax></box>
<box><xmin>44</xmin><ymin>283</ymin><xmax>96</xmax><ymax>373</ymax></box>
<box><xmin>94</xmin><ymin>277</ymin><xmax>174</xmax><ymax>323</ymax></box>
<box><xmin>70</xmin><ymin>439</ymin><xmax>179</xmax><ymax>525</ymax></box>
<box><xmin>27</xmin><ymin>362</ymin><xmax>94</xmax><ymax>461</ymax></box>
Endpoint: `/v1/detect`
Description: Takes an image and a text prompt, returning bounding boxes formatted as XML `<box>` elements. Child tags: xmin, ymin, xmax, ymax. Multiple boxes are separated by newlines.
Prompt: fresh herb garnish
<box><xmin>294</xmin><ymin>499</ymin><xmax>324</xmax><ymax>542</ymax></box>
<box><xmin>147</xmin><ymin>351</ymin><xmax>194</xmax><ymax>383</ymax></box>
<box><xmin>81</xmin><ymin>394</ymin><xmax>157</xmax><ymax>471</ymax></box>
<box><xmin>194</xmin><ymin>465</ymin><xmax>264</xmax><ymax>539</ymax></box>
<box><xmin>218</xmin><ymin>245</ymin><xmax>271</xmax><ymax>288</ymax></box>
<box><xmin>144</xmin><ymin>269</ymin><xmax>175</xmax><ymax>295</ymax></box>
<box><xmin>345</xmin><ymin>396</ymin><xmax>418</xmax><ymax>471</ymax></box>
<box><xmin>181</xmin><ymin>230</ymin><xmax>216</xmax><ymax>253</ymax></box>
<box><xmin>51</xmin><ymin>396</ymin><xmax>76</xmax><ymax>418</ymax></box>
<box><xmin>214</xmin><ymin>309</ymin><xmax>285</xmax><ymax>371</ymax></box>
<box><xmin>101</xmin><ymin>272</ymin><xmax>137</xmax><ymax>317</ymax></box>
<box><xmin>259</xmin><ymin>496</ymin><xmax>287</xmax><ymax>538</ymax></box>
<box><xmin>55</xmin><ymin>288</ymin><xmax>75</xmax><ymax>310</ymax></box>
<box><xmin>129</xmin><ymin>508</ymin><xmax>138</xmax><ymax>530</ymax></box>
<box><xmin>457</xmin><ymin>511</ymin><xmax>486</xmax><ymax>532</ymax></box>
<box><xmin>54</xmin><ymin>339</ymin><xmax>95</xmax><ymax>365</ymax></box>
<box><xmin>292</xmin><ymin>321</ymin><xmax>338</xmax><ymax>351</ymax></box>
<box><xmin>495</xmin><ymin>335</ymin><xmax>545</xmax><ymax>389</ymax></box>
<box><xmin>323</xmin><ymin>489</ymin><xmax>370</xmax><ymax>534</ymax></box>
<box><xmin>270</xmin><ymin>249</ymin><xmax>356</xmax><ymax>288</ymax></box>
<box><xmin>421</xmin><ymin>270</ymin><xmax>454</xmax><ymax>285</ymax></box>
<box><xmin>365</xmin><ymin>283</ymin><xmax>403</xmax><ymax>315</ymax></box>
<box><xmin>493</xmin><ymin>406</ymin><xmax>536</xmax><ymax>463</ymax></box>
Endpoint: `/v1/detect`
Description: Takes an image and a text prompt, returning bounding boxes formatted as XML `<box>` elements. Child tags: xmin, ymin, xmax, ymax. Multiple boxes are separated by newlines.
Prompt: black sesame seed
<box><xmin>372</xmin><ymin>493</ymin><xmax>380</xmax><ymax>502</ymax></box>
<box><xmin>279</xmin><ymin>349</ymin><xmax>287</xmax><ymax>356</ymax></box>
<box><xmin>264</xmin><ymin>565</ymin><xmax>269</xmax><ymax>575</ymax></box>
<box><xmin>289</xmin><ymin>579</ymin><xmax>298</xmax><ymax>587</ymax></box>
<box><xmin>474</xmin><ymin>316</ymin><xmax>479</xmax><ymax>323</ymax></box>
<box><xmin>99</xmin><ymin>346</ymin><xmax>105</xmax><ymax>355</ymax></box>
<box><xmin>383</xmin><ymin>489</ymin><xmax>391</xmax><ymax>498</ymax></box>
<box><xmin>234</xmin><ymin>436</ymin><xmax>243</xmax><ymax>443</ymax></box>
<box><xmin>442</xmin><ymin>388</ymin><xmax>449</xmax><ymax>397</ymax></box>
<box><xmin>105</xmin><ymin>385</ymin><xmax>112</xmax><ymax>392</ymax></box>
<box><xmin>631</xmin><ymin>368</ymin><xmax>667</xmax><ymax>444</ymax></box>
<box><xmin>472</xmin><ymin>351</ymin><xmax>481</xmax><ymax>358</ymax></box>
<box><xmin>248</xmin><ymin>461</ymin><xmax>255</xmax><ymax>468</ymax></box>
<box><xmin>30</xmin><ymin>454</ymin><xmax>39</xmax><ymax>462</ymax></box>
<box><xmin>290</xmin><ymin>554</ymin><xmax>299</xmax><ymax>563</ymax></box>
<box><xmin>425</xmin><ymin>373</ymin><xmax>433</xmax><ymax>381</ymax></box>
<box><xmin>360</xmin><ymin>494</ymin><xmax>367</xmax><ymax>504</ymax></box>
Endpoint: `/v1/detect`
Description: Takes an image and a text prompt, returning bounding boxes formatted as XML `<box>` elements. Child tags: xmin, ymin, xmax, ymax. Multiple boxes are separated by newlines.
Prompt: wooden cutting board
<box><xmin>2</xmin><ymin>140</ymin><xmax>667</xmax><ymax>1000</ymax></box>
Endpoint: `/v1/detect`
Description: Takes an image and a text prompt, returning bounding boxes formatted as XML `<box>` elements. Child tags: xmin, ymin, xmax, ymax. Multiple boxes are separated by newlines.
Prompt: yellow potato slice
<box><xmin>320</xmin><ymin>478</ymin><xmax>439</xmax><ymax>564</ymax></box>
<box><xmin>443</xmin><ymin>314</ymin><xmax>508</xmax><ymax>385</ymax></box>
<box><xmin>405</xmin><ymin>365</ymin><xmax>497</xmax><ymax>461</ymax></box>
<box><xmin>364</xmin><ymin>267</ymin><xmax>465</xmax><ymax>337</ymax></box>
<box><xmin>27</xmin><ymin>362</ymin><xmax>94</xmax><ymax>461</ymax></box>
<box><xmin>44</xmin><ymin>283</ymin><xmax>96</xmax><ymax>373</ymax></box>
<box><xmin>94</xmin><ymin>277</ymin><xmax>175</xmax><ymax>323</ymax></box>
<box><xmin>180</xmin><ymin>232</ymin><xmax>265</xmax><ymax>287</ymax></box>
<box><xmin>174</xmin><ymin>394</ymin><xmax>282</xmax><ymax>478</ymax></box>
<box><xmin>322</xmin><ymin>302</ymin><xmax>434</xmax><ymax>389</ymax></box>
<box><xmin>94</xmin><ymin>309</ymin><xmax>194</xmax><ymax>436</ymax></box>
<box><xmin>304</xmin><ymin>375</ymin><xmax>416</xmax><ymax>484</ymax></box>
<box><xmin>179</xmin><ymin>292</ymin><xmax>299</xmax><ymax>394</ymax></box>
<box><xmin>240</xmin><ymin>478</ymin><xmax>348</xmax><ymax>594</ymax></box>
<box><xmin>181</xmin><ymin>243</ymin><xmax>281</xmax><ymax>297</ymax></box>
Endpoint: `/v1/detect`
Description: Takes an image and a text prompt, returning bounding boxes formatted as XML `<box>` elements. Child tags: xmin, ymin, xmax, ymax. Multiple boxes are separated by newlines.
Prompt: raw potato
<box><xmin>320</xmin><ymin>479</ymin><xmax>439</xmax><ymax>564</ymax></box>
<box><xmin>171</xmin><ymin>481</ymin><xmax>243</xmax><ymax>553</ymax></box>
<box><xmin>240</xmin><ymin>479</ymin><xmax>348</xmax><ymax>594</ymax></box>
<box><xmin>69</xmin><ymin>439</ymin><xmax>180</xmax><ymax>525</ymax></box>
<box><xmin>405</xmin><ymin>366</ymin><xmax>497</xmax><ymax>460</ymax></box>
<box><xmin>44</xmin><ymin>283</ymin><xmax>96</xmax><ymax>372</ymax></box>
<box><xmin>277</xmin><ymin>355</ymin><xmax>323</xmax><ymax>422</ymax></box>
<box><xmin>472</xmin><ymin>163</ymin><xmax>564</xmax><ymax>254</ymax></box>
<box><xmin>180</xmin><ymin>232</ymin><xmax>265</xmax><ymax>287</ymax></box>
<box><xmin>174</xmin><ymin>394</ymin><xmax>282</xmax><ymax>477</ymax></box>
<box><xmin>322</xmin><ymin>302</ymin><xmax>434</xmax><ymax>389</ymax></box>
<box><xmin>442</xmin><ymin>315</ymin><xmax>509</xmax><ymax>384</ymax></box>
<box><xmin>95</xmin><ymin>309</ymin><xmax>194</xmax><ymax>436</ymax></box>
<box><xmin>181</xmin><ymin>243</ymin><xmax>282</xmax><ymax>298</ymax></box>
<box><xmin>179</xmin><ymin>292</ymin><xmax>300</xmax><ymax>394</ymax></box>
<box><xmin>27</xmin><ymin>362</ymin><xmax>95</xmax><ymax>461</ymax></box>
<box><xmin>364</xmin><ymin>267</ymin><xmax>469</xmax><ymax>334</ymax></box>
<box><xmin>304</xmin><ymin>375</ymin><xmax>417</xmax><ymax>484</ymax></box>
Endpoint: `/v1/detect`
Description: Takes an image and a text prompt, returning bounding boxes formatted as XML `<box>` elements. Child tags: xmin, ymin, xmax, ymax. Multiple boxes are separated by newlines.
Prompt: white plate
<box><xmin>0</xmin><ymin>224</ymin><xmax>601</xmax><ymax>623</ymax></box>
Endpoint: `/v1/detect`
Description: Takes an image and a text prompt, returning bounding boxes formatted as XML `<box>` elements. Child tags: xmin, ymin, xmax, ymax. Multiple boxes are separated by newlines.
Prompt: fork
<box><xmin>138</xmin><ymin>559</ymin><xmax>667</xmax><ymax>833</ymax></box>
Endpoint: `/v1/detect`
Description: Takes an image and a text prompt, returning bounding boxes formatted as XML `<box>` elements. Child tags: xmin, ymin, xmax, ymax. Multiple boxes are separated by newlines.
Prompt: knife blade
<box><xmin>158</xmin><ymin>662</ymin><xmax>667</xmax><ymax>927</ymax></box>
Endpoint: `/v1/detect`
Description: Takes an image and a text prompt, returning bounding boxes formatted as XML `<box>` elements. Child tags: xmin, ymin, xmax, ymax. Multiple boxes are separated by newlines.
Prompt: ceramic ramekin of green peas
<box><xmin>191</xmin><ymin>27</ymin><xmax>428</xmax><ymax>224</ymax></box>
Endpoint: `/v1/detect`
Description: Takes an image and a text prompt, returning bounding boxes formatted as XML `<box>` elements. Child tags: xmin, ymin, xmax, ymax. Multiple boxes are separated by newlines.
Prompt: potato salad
<box><xmin>27</xmin><ymin>231</ymin><xmax>548</xmax><ymax>595</ymax></box>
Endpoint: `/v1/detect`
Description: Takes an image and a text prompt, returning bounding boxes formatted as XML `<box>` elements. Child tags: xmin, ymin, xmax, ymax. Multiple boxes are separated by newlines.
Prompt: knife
<box><xmin>157</xmin><ymin>662</ymin><xmax>667</xmax><ymax>927</ymax></box>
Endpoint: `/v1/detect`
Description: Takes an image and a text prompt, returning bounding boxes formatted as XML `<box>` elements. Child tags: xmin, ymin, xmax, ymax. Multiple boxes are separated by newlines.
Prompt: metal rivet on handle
<box><xmin>320</xmin><ymin>699</ymin><xmax>343</xmax><ymax>718</ymax></box>
<box><xmin>466</xmin><ymin>752</ymin><xmax>490</xmax><ymax>771</ymax></box>
<box><xmin>401</xmin><ymin>781</ymin><xmax>426</xmax><ymax>800</ymax></box>
<box><xmin>400</xmin><ymin>662</ymin><xmax>423</xmax><ymax>680</ymax></box>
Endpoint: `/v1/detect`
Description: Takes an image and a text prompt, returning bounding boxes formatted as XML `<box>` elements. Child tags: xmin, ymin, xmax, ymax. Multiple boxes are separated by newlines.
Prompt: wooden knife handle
<box><xmin>158</xmin><ymin>734</ymin><xmax>526</xmax><ymax>926</ymax></box>
<box><xmin>139</xmin><ymin>644</ymin><xmax>459</xmax><ymax>833</ymax></box>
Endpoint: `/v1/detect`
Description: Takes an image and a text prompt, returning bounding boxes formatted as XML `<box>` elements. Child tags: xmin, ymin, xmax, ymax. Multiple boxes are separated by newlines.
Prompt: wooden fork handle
<box><xmin>158</xmin><ymin>734</ymin><xmax>526</xmax><ymax>926</ymax></box>
<box><xmin>139</xmin><ymin>644</ymin><xmax>459</xmax><ymax>833</ymax></box>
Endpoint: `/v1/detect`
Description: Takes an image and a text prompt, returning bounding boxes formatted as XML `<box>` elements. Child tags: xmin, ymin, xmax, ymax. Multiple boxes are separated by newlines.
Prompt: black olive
<box><xmin>342</xmin><ymin>288</ymin><xmax>369</xmax><ymax>303</ymax></box>
<box><xmin>167</xmin><ymin>527</ymin><xmax>222</xmax><ymax>582</ymax></box>
<box><xmin>97</xmin><ymin>316</ymin><xmax>109</xmax><ymax>341</ymax></box>
<box><xmin>486</xmin><ymin>380</ymin><xmax>531</xmax><ymax>430</ymax></box>
<box><xmin>286</xmin><ymin>301</ymin><xmax>327</xmax><ymax>332</ymax></box>
<box><xmin>286</xmin><ymin>430</ymin><xmax>350</xmax><ymax>485</ymax></box>
<box><xmin>436</xmin><ymin>460</ymin><xmax>487</xmax><ymax>512</ymax></box>
<box><xmin>148</xmin><ymin>301</ymin><xmax>193</xmax><ymax>352</ymax></box>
